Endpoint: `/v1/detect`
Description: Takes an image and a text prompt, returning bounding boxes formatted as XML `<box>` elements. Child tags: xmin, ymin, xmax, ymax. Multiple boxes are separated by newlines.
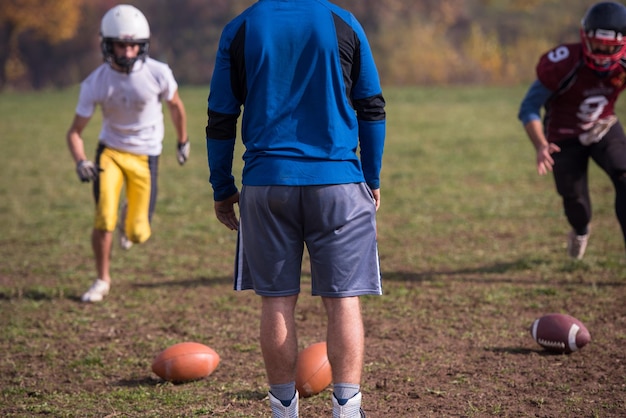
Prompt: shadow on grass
<box><xmin>383</xmin><ymin>257</ymin><xmax>626</xmax><ymax>287</ymax></box>
<box><xmin>0</xmin><ymin>290</ymin><xmax>47</xmax><ymax>301</ymax></box>
<box><xmin>225</xmin><ymin>390</ymin><xmax>267</xmax><ymax>401</ymax></box>
<box><xmin>382</xmin><ymin>257</ymin><xmax>546</xmax><ymax>282</ymax></box>
<box><xmin>484</xmin><ymin>347</ymin><xmax>536</xmax><ymax>355</ymax></box>
<box><xmin>115</xmin><ymin>376</ymin><xmax>229</xmax><ymax>387</ymax></box>
<box><xmin>114</xmin><ymin>377</ymin><xmax>162</xmax><ymax>387</ymax></box>
<box><xmin>112</xmin><ymin>379</ymin><xmax>266</xmax><ymax>402</ymax></box>
<box><xmin>0</xmin><ymin>287</ymin><xmax>68</xmax><ymax>301</ymax></box>
<box><xmin>132</xmin><ymin>275</ymin><xmax>233</xmax><ymax>288</ymax></box>
<box><xmin>485</xmin><ymin>347</ymin><xmax>578</xmax><ymax>357</ymax></box>
<box><xmin>0</xmin><ymin>275</ymin><xmax>234</xmax><ymax>301</ymax></box>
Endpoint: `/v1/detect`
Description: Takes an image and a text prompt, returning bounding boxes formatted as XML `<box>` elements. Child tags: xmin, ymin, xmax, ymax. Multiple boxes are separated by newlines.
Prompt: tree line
<box><xmin>0</xmin><ymin>0</ymin><xmax>595</xmax><ymax>91</ymax></box>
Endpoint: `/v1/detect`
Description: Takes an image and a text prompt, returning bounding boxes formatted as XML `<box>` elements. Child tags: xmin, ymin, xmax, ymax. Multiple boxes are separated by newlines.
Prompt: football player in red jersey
<box><xmin>518</xmin><ymin>1</ymin><xmax>626</xmax><ymax>260</ymax></box>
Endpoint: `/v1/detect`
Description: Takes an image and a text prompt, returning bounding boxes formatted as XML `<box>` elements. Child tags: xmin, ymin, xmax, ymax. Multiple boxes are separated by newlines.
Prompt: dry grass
<box><xmin>1</xmin><ymin>85</ymin><xmax>625</xmax><ymax>417</ymax></box>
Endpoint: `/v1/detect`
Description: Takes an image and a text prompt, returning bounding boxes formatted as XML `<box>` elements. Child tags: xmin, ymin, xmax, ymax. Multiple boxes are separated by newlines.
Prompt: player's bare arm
<box><xmin>66</xmin><ymin>114</ymin><xmax>92</xmax><ymax>164</ymax></box>
<box><xmin>167</xmin><ymin>90</ymin><xmax>188</xmax><ymax>145</ymax></box>
<box><xmin>167</xmin><ymin>90</ymin><xmax>190</xmax><ymax>165</ymax></box>
<box><xmin>66</xmin><ymin>114</ymin><xmax>99</xmax><ymax>183</ymax></box>
<box><xmin>524</xmin><ymin>119</ymin><xmax>561</xmax><ymax>175</ymax></box>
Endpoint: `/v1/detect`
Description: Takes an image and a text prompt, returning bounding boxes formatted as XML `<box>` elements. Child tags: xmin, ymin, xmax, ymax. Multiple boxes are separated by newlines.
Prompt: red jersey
<box><xmin>536</xmin><ymin>43</ymin><xmax>626</xmax><ymax>141</ymax></box>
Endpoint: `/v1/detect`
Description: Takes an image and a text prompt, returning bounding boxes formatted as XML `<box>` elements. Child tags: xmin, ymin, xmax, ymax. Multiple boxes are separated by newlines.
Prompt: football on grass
<box><xmin>296</xmin><ymin>341</ymin><xmax>332</xmax><ymax>397</ymax></box>
<box><xmin>530</xmin><ymin>313</ymin><xmax>591</xmax><ymax>354</ymax></box>
<box><xmin>151</xmin><ymin>342</ymin><xmax>220</xmax><ymax>382</ymax></box>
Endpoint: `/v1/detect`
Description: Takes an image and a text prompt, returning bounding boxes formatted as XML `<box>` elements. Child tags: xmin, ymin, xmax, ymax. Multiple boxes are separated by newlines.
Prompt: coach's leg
<box><xmin>324</xmin><ymin>296</ymin><xmax>364</xmax><ymax>384</ymax></box>
<box><xmin>261</xmin><ymin>295</ymin><xmax>299</xmax><ymax>416</ymax></box>
<box><xmin>324</xmin><ymin>296</ymin><xmax>365</xmax><ymax>417</ymax></box>
<box><xmin>261</xmin><ymin>294</ymin><xmax>299</xmax><ymax>384</ymax></box>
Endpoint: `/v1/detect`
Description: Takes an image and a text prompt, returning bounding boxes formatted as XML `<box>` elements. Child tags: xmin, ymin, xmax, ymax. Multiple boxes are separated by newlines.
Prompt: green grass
<box><xmin>1</xmin><ymin>85</ymin><xmax>625</xmax><ymax>417</ymax></box>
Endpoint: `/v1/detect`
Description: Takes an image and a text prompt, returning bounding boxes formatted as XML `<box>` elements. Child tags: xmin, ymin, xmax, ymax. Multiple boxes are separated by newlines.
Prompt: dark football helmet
<box><xmin>580</xmin><ymin>1</ymin><xmax>626</xmax><ymax>71</ymax></box>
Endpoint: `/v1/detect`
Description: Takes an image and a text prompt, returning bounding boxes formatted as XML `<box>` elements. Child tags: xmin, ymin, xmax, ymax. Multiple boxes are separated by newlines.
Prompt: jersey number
<box><xmin>547</xmin><ymin>46</ymin><xmax>569</xmax><ymax>63</ymax></box>
<box><xmin>577</xmin><ymin>96</ymin><xmax>609</xmax><ymax>127</ymax></box>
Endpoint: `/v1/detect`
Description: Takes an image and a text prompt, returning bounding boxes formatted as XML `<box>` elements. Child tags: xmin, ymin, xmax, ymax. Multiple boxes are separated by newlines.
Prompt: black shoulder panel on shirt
<box><xmin>332</xmin><ymin>12</ymin><xmax>360</xmax><ymax>100</ymax></box>
<box><xmin>229</xmin><ymin>22</ymin><xmax>248</xmax><ymax>104</ymax></box>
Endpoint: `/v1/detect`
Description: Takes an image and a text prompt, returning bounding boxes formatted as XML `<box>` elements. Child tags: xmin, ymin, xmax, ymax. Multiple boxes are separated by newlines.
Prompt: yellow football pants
<box><xmin>94</xmin><ymin>145</ymin><xmax>157</xmax><ymax>244</ymax></box>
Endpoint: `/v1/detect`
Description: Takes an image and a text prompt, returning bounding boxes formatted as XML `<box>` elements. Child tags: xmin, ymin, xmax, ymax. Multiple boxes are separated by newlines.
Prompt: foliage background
<box><xmin>0</xmin><ymin>0</ymin><xmax>602</xmax><ymax>90</ymax></box>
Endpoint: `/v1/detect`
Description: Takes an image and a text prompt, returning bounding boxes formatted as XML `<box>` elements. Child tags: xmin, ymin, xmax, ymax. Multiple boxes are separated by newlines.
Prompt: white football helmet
<box><xmin>100</xmin><ymin>4</ymin><xmax>150</xmax><ymax>72</ymax></box>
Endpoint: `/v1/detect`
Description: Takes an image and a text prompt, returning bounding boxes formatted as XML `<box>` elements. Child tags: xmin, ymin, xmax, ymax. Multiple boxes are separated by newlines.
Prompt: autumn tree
<box><xmin>0</xmin><ymin>0</ymin><xmax>83</xmax><ymax>90</ymax></box>
<box><xmin>0</xmin><ymin>0</ymin><xmax>603</xmax><ymax>89</ymax></box>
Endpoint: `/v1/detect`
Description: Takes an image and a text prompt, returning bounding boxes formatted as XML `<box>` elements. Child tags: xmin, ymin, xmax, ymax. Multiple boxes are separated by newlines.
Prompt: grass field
<box><xmin>1</xmin><ymin>85</ymin><xmax>625</xmax><ymax>417</ymax></box>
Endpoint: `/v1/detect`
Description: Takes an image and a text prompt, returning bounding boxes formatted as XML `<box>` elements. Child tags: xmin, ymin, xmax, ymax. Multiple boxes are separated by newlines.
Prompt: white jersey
<box><xmin>75</xmin><ymin>57</ymin><xmax>178</xmax><ymax>156</ymax></box>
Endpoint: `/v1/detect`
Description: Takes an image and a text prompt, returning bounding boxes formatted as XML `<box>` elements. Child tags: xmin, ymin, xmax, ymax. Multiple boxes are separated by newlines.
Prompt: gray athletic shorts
<box><xmin>234</xmin><ymin>183</ymin><xmax>382</xmax><ymax>297</ymax></box>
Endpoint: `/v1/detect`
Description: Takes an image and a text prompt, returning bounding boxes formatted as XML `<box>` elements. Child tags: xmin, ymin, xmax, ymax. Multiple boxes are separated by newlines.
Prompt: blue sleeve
<box><xmin>518</xmin><ymin>80</ymin><xmax>553</xmax><ymax>125</ymax></box>
<box><xmin>359</xmin><ymin>119</ymin><xmax>385</xmax><ymax>189</ymax></box>
<box><xmin>350</xmin><ymin>16</ymin><xmax>386</xmax><ymax>189</ymax></box>
<box><xmin>206</xmin><ymin>137</ymin><xmax>238</xmax><ymax>201</ymax></box>
<box><xmin>206</xmin><ymin>19</ymin><xmax>244</xmax><ymax>201</ymax></box>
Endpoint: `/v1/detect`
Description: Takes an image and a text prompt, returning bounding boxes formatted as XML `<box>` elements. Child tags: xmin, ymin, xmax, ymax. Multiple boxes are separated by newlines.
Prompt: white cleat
<box><xmin>269</xmin><ymin>391</ymin><xmax>299</xmax><ymax>418</ymax></box>
<box><xmin>81</xmin><ymin>279</ymin><xmax>110</xmax><ymax>303</ymax></box>
<box><xmin>333</xmin><ymin>392</ymin><xmax>366</xmax><ymax>418</ymax></box>
<box><xmin>567</xmin><ymin>230</ymin><xmax>589</xmax><ymax>260</ymax></box>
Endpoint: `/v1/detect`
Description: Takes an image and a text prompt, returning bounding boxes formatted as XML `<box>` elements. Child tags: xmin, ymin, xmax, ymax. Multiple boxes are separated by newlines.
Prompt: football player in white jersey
<box><xmin>66</xmin><ymin>4</ymin><xmax>189</xmax><ymax>302</ymax></box>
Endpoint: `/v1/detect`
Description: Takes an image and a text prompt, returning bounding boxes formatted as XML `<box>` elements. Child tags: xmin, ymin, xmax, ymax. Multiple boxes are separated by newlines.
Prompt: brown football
<box><xmin>295</xmin><ymin>341</ymin><xmax>332</xmax><ymax>397</ymax></box>
<box><xmin>530</xmin><ymin>313</ymin><xmax>591</xmax><ymax>354</ymax></box>
<box><xmin>151</xmin><ymin>342</ymin><xmax>220</xmax><ymax>382</ymax></box>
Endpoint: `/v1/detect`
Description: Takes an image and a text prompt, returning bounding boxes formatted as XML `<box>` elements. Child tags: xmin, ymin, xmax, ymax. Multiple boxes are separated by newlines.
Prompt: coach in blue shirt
<box><xmin>206</xmin><ymin>1</ymin><xmax>385</xmax><ymax>417</ymax></box>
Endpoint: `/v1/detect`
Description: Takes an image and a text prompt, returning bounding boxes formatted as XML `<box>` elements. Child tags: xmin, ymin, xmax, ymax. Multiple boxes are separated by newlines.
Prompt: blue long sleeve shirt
<box><xmin>206</xmin><ymin>0</ymin><xmax>386</xmax><ymax>201</ymax></box>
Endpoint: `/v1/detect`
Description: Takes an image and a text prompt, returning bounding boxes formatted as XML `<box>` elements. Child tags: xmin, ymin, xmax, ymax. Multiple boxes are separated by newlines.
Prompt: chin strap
<box><xmin>113</xmin><ymin>56</ymin><xmax>137</xmax><ymax>74</ymax></box>
<box><xmin>101</xmin><ymin>40</ymin><xmax>149</xmax><ymax>74</ymax></box>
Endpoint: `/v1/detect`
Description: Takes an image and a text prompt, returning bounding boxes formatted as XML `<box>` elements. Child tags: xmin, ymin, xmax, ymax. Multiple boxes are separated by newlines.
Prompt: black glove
<box><xmin>177</xmin><ymin>140</ymin><xmax>190</xmax><ymax>165</ymax></box>
<box><xmin>76</xmin><ymin>160</ymin><xmax>99</xmax><ymax>183</ymax></box>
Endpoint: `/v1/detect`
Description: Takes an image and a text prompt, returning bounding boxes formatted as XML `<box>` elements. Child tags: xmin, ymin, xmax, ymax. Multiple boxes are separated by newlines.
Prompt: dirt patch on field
<box><xmin>2</xmin><ymin>262</ymin><xmax>625</xmax><ymax>417</ymax></box>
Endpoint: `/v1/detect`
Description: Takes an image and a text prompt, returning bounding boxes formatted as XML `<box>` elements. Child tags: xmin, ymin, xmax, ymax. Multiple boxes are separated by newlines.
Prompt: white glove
<box><xmin>76</xmin><ymin>160</ymin><xmax>99</xmax><ymax>183</ymax></box>
<box><xmin>579</xmin><ymin>116</ymin><xmax>617</xmax><ymax>146</ymax></box>
<box><xmin>177</xmin><ymin>140</ymin><xmax>190</xmax><ymax>165</ymax></box>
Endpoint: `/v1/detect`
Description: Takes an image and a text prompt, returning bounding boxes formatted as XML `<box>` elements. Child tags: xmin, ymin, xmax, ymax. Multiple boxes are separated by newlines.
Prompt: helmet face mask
<box><xmin>581</xmin><ymin>28</ymin><xmax>626</xmax><ymax>71</ymax></box>
<box><xmin>580</xmin><ymin>2</ymin><xmax>626</xmax><ymax>72</ymax></box>
<box><xmin>100</xmin><ymin>5</ymin><xmax>150</xmax><ymax>73</ymax></box>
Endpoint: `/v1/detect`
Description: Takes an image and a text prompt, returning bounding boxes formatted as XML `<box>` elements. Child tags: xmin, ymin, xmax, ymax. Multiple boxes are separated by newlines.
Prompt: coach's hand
<box><xmin>177</xmin><ymin>140</ymin><xmax>190</xmax><ymax>165</ymax></box>
<box><xmin>371</xmin><ymin>188</ymin><xmax>381</xmax><ymax>211</ymax></box>
<box><xmin>76</xmin><ymin>160</ymin><xmax>99</xmax><ymax>183</ymax></box>
<box><xmin>214</xmin><ymin>192</ymin><xmax>240</xmax><ymax>231</ymax></box>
